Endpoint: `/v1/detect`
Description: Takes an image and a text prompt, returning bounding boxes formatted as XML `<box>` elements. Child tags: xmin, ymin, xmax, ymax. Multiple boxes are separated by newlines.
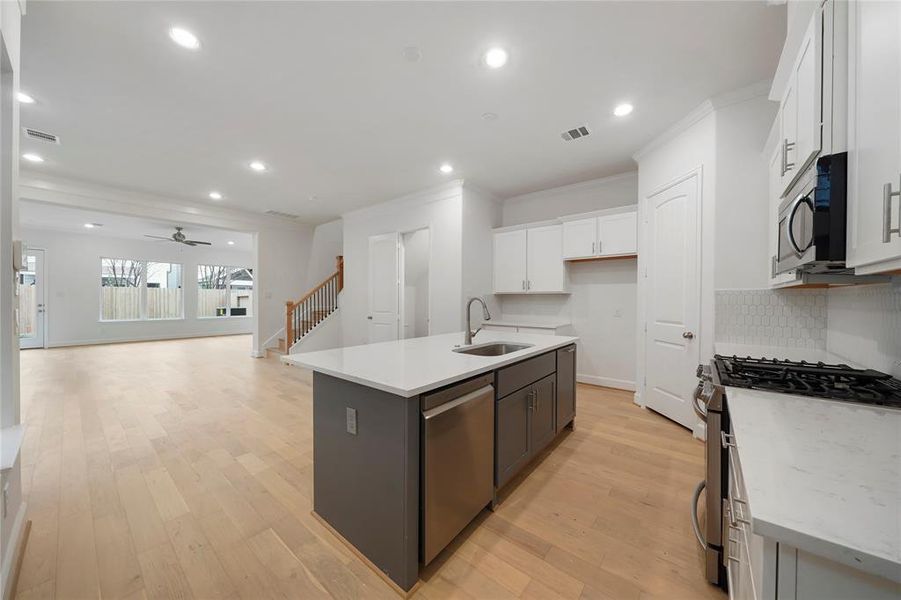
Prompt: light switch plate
<box><xmin>345</xmin><ymin>407</ymin><xmax>357</xmax><ymax>435</ymax></box>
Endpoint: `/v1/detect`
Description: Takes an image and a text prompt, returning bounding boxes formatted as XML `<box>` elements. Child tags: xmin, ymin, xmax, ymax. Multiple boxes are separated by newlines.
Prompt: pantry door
<box><xmin>644</xmin><ymin>174</ymin><xmax>700</xmax><ymax>429</ymax></box>
<box><xmin>368</xmin><ymin>232</ymin><xmax>400</xmax><ymax>343</ymax></box>
<box><xmin>18</xmin><ymin>249</ymin><xmax>46</xmax><ymax>349</ymax></box>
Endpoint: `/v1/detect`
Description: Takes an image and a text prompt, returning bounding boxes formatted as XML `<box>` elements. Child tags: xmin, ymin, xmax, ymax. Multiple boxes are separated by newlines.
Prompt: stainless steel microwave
<box><xmin>774</xmin><ymin>152</ymin><xmax>848</xmax><ymax>275</ymax></box>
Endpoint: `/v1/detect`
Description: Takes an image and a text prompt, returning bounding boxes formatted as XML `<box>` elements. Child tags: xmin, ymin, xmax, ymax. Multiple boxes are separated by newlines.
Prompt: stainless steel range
<box><xmin>690</xmin><ymin>355</ymin><xmax>901</xmax><ymax>589</ymax></box>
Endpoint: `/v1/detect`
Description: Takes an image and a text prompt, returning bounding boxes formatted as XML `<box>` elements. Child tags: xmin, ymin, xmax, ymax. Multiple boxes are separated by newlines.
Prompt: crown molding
<box><xmin>19</xmin><ymin>171</ymin><xmax>312</xmax><ymax>232</ymax></box>
<box><xmin>633</xmin><ymin>79</ymin><xmax>773</xmax><ymax>162</ymax></box>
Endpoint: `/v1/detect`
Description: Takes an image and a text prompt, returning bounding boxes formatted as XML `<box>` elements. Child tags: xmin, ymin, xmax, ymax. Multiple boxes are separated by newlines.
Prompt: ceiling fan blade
<box><xmin>144</xmin><ymin>235</ymin><xmax>174</xmax><ymax>241</ymax></box>
<box><xmin>184</xmin><ymin>240</ymin><xmax>212</xmax><ymax>246</ymax></box>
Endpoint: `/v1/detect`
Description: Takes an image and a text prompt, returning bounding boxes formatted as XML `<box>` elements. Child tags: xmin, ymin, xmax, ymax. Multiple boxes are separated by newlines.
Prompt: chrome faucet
<box><xmin>465</xmin><ymin>297</ymin><xmax>491</xmax><ymax>345</ymax></box>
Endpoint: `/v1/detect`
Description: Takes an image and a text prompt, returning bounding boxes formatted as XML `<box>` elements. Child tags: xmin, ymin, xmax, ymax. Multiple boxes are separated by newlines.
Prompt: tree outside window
<box><xmin>101</xmin><ymin>258</ymin><xmax>144</xmax><ymax>320</ymax></box>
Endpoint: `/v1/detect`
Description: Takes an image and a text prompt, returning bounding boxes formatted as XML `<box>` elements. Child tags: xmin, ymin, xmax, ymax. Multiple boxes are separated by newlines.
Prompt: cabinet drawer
<box><xmin>496</xmin><ymin>351</ymin><xmax>556</xmax><ymax>398</ymax></box>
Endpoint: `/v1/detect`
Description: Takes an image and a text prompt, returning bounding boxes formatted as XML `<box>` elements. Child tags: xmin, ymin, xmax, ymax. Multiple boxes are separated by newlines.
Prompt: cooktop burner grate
<box><xmin>713</xmin><ymin>355</ymin><xmax>901</xmax><ymax>407</ymax></box>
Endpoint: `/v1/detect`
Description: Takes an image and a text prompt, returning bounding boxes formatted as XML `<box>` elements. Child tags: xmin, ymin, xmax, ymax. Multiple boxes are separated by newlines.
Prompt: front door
<box><xmin>18</xmin><ymin>249</ymin><xmax>45</xmax><ymax>349</ymax></box>
<box><xmin>368</xmin><ymin>232</ymin><xmax>399</xmax><ymax>343</ymax></box>
<box><xmin>644</xmin><ymin>175</ymin><xmax>700</xmax><ymax>429</ymax></box>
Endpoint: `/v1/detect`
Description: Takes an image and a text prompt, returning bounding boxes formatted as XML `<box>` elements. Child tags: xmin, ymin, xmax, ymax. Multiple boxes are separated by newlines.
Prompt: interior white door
<box><xmin>644</xmin><ymin>175</ymin><xmax>700</xmax><ymax>429</ymax></box>
<box><xmin>18</xmin><ymin>249</ymin><xmax>45</xmax><ymax>349</ymax></box>
<box><xmin>368</xmin><ymin>232</ymin><xmax>399</xmax><ymax>343</ymax></box>
<box><xmin>847</xmin><ymin>0</ymin><xmax>901</xmax><ymax>270</ymax></box>
<box><xmin>526</xmin><ymin>224</ymin><xmax>565</xmax><ymax>292</ymax></box>
<box><xmin>562</xmin><ymin>218</ymin><xmax>598</xmax><ymax>259</ymax></box>
<box><xmin>493</xmin><ymin>229</ymin><xmax>527</xmax><ymax>292</ymax></box>
<box><xmin>597</xmin><ymin>212</ymin><xmax>638</xmax><ymax>256</ymax></box>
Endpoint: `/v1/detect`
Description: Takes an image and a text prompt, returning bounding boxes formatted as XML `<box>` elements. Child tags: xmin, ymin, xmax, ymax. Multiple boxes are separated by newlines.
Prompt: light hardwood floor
<box><xmin>15</xmin><ymin>335</ymin><xmax>723</xmax><ymax>600</ymax></box>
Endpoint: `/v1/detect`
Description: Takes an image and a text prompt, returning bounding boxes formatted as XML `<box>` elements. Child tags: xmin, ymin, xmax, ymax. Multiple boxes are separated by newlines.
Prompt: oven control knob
<box><xmin>696</xmin><ymin>364</ymin><xmax>704</xmax><ymax>378</ymax></box>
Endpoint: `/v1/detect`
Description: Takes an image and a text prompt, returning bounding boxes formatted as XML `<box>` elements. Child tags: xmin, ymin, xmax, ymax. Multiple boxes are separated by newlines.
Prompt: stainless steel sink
<box><xmin>453</xmin><ymin>342</ymin><xmax>533</xmax><ymax>356</ymax></box>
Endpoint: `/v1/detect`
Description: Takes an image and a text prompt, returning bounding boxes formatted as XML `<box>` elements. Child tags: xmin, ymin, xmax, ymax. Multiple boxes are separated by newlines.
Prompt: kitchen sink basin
<box><xmin>453</xmin><ymin>342</ymin><xmax>533</xmax><ymax>356</ymax></box>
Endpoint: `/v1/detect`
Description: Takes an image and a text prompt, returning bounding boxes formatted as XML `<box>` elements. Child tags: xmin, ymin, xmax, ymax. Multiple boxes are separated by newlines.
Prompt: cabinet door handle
<box><xmin>883</xmin><ymin>176</ymin><xmax>901</xmax><ymax>243</ymax></box>
<box><xmin>591</xmin><ymin>241</ymin><xmax>595</xmax><ymax>254</ymax></box>
<box><xmin>782</xmin><ymin>138</ymin><xmax>795</xmax><ymax>175</ymax></box>
<box><xmin>522</xmin><ymin>280</ymin><xmax>526</xmax><ymax>290</ymax></box>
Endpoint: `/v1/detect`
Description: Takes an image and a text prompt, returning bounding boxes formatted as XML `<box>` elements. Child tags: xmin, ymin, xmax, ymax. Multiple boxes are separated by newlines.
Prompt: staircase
<box><xmin>272</xmin><ymin>256</ymin><xmax>344</xmax><ymax>355</ymax></box>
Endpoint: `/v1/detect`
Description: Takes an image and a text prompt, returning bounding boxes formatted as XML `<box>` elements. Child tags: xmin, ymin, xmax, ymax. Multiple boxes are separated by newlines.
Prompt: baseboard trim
<box><xmin>45</xmin><ymin>331</ymin><xmax>252</xmax><ymax>349</ymax></box>
<box><xmin>2</xmin><ymin>504</ymin><xmax>29</xmax><ymax>600</ymax></box>
<box><xmin>576</xmin><ymin>374</ymin><xmax>636</xmax><ymax>392</ymax></box>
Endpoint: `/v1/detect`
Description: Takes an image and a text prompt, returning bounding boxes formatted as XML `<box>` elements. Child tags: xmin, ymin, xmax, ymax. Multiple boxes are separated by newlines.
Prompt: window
<box><xmin>101</xmin><ymin>258</ymin><xmax>144</xmax><ymax>321</ymax></box>
<box><xmin>197</xmin><ymin>265</ymin><xmax>253</xmax><ymax>317</ymax></box>
<box><xmin>146</xmin><ymin>262</ymin><xmax>183</xmax><ymax>319</ymax></box>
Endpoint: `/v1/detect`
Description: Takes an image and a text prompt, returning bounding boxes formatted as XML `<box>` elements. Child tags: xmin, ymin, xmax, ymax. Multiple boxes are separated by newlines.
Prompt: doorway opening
<box><xmin>18</xmin><ymin>249</ymin><xmax>45</xmax><ymax>349</ymax></box>
<box><xmin>400</xmin><ymin>228</ymin><xmax>430</xmax><ymax>339</ymax></box>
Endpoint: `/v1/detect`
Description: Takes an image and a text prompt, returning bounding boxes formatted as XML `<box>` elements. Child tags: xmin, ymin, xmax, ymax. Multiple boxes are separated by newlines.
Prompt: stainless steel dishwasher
<box><xmin>421</xmin><ymin>373</ymin><xmax>494</xmax><ymax>565</ymax></box>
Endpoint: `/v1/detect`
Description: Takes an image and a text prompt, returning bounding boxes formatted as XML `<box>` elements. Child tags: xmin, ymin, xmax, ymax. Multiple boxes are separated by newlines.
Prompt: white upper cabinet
<box><xmin>777</xmin><ymin>12</ymin><xmax>822</xmax><ymax>197</ymax></box>
<box><xmin>526</xmin><ymin>225</ymin><xmax>566</xmax><ymax>292</ymax></box>
<box><xmin>562</xmin><ymin>217</ymin><xmax>597</xmax><ymax>259</ymax></box>
<box><xmin>561</xmin><ymin>208</ymin><xmax>638</xmax><ymax>260</ymax></box>
<box><xmin>597</xmin><ymin>211</ymin><xmax>637</xmax><ymax>257</ymax></box>
<box><xmin>846</xmin><ymin>0</ymin><xmax>901</xmax><ymax>273</ymax></box>
<box><xmin>793</xmin><ymin>16</ymin><xmax>822</xmax><ymax>173</ymax></box>
<box><xmin>493</xmin><ymin>229</ymin><xmax>528</xmax><ymax>293</ymax></box>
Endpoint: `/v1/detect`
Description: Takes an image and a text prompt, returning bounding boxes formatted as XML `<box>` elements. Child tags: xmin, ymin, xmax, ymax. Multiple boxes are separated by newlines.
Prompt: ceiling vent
<box><xmin>23</xmin><ymin>127</ymin><xmax>61</xmax><ymax>145</ymax></box>
<box><xmin>264</xmin><ymin>209</ymin><xmax>301</xmax><ymax>220</ymax></box>
<box><xmin>561</xmin><ymin>125</ymin><xmax>590</xmax><ymax>142</ymax></box>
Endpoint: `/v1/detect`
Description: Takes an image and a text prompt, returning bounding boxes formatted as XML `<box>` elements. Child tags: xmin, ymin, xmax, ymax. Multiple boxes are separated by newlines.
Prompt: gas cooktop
<box><xmin>713</xmin><ymin>355</ymin><xmax>901</xmax><ymax>408</ymax></box>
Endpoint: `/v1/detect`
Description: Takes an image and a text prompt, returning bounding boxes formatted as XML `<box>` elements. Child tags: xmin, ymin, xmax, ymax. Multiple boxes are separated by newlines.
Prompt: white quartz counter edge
<box><xmin>282</xmin><ymin>331</ymin><xmax>579</xmax><ymax>397</ymax></box>
<box><xmin>726</xmin><ymin>386</ymin><xmax>901</xmax><ymax>583</ymax></box>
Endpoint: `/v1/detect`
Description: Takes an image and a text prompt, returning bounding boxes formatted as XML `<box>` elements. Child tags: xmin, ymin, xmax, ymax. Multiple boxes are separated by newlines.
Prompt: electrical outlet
<box><xmin>346</xmin><ymin>408</ymin><xmax>358</xmax><ymax>435</ymax></box>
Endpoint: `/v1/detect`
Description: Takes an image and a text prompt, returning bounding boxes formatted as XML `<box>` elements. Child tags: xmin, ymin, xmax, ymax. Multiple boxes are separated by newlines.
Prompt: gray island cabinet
<box><xmin>285</xmin><ymin>331</ymin><xmax>578</xmax><ymax>593</ymax></box>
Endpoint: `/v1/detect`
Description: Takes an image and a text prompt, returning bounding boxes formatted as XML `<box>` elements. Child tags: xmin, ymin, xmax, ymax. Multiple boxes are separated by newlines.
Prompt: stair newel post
<box><xmin>286</xmin><ymin>301</ymin><xmax>294</xmax><ymax>347</ymax></box>
<box><xmin>336</xmin><ymin>255</ymin><xmax>344</xmax><ymax>292</ymax></box>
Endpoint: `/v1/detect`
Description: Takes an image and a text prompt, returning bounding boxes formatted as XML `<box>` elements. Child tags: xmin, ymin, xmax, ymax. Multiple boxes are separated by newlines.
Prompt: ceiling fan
<box><xmin>144</xmin><ymin>226</ymin><xmax>212</xmax><ymax>246</ymax></box>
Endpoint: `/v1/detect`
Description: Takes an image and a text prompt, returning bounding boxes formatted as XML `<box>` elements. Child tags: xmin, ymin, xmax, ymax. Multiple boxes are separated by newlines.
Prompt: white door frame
<box><xmin>398</xmin><ymin>227</ymin><xmax>431</xmax><ymax>339</ymax></box>
<box><xmin>19</xmin><ymin>247</ymin><xmax>47</xmax><ymax>349</ymax></box>
<box><xmin>637</xmin><ymin>167</ymin><xmax>706</xmax><ymax>434</ymax></box>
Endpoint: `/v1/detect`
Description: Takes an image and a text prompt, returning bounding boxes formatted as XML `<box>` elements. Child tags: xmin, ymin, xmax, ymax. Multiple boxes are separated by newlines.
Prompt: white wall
<box><xmin>502</xmin><ymin>172</ymin><xmax>638</xmax><ymax>225</ymax></box>
<box><xmin>402</xmin><ymin>228</ymin><xmax>430</xmax><ymax>338</ymax></box>
<box><xmin>341</xmin><ymin>181</ymin><xmax>464</xmax><ymax>347</ymax></box>
<box><xmin>1</xmin><ymin>0</ymin><xmax>25</xmax><ymax>593</ymax></box>
<box><xmin>305</xmin><ymin>218</ymin><xmax>343</xmax><ymax>289</ymax></box>
<box><xmin>498</xmin><ymin>174</ymin><xmax>639</xmax><ymax>390</ymax></box>
<box><xmin>254</xmin><ymin>225</ymin><xmax>315</xmax><ymax>355</ymax></box>
<box><xmin>714</xmin><ymin>96</ymin><xmax>778</xmax><ymax>289</ymax></box>
<box><xmin>462</xmin><ymin>185</ymin><xmax>502</xmax><ymax>327</ymax></box>
<box><xmin>22</xmin><ymin>228</ymin><xmax>255</xmax><ymax>347</ymax></box>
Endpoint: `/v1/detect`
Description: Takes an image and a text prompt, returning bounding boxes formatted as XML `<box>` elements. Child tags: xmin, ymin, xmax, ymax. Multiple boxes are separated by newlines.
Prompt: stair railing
<box><xmin>286</xmin><ymin>256</ymin><xmax>344</xmax><ymax>347</ymax></box>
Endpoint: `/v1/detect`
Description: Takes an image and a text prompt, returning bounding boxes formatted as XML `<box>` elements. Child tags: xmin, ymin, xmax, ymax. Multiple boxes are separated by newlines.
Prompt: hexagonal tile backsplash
<box><xmin>715</xmin><ymin>289</ymin><xmax>827</xmax><ymax>349</ymax></box>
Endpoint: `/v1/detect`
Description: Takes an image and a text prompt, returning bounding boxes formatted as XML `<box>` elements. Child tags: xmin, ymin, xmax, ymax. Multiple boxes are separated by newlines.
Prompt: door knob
<box><xmin>682</xmin><ymin>331</ymin><xmax>694</xmax><ymax>339</ymax></box>
<box><xmin>367</xmin><ymin>316</ymin><xmax>373</xmax><ymax>320</ymax></box>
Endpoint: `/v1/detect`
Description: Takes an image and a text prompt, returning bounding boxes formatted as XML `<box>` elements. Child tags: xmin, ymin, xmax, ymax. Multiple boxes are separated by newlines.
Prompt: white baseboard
<box><xmin>693</xmin><ymin>420</ymin><xmax>707</xmax><ymax>441</ymax></box>
<box><xmin>1</xmin><ymin>501</ymin><xmax>27</xmax><ymax>600</ymax></box>
<box><xmin>632</xmin><ymin>391</ymin><xmax>644</xmax><ymax>407</ymax></box>
<box><xmin>249</xmin><ymin>350</ymin><xmax>265</xmax><ymax>358</ymax></box>
<box><xmin>576</xmin><ymin>373</ymin><xmax>636</xmax><ymax>392</ymax></box>
<box><xmin>46</xmin><ymin>331</ymin><xmax>252</xmax><ymax>348</ymax></box>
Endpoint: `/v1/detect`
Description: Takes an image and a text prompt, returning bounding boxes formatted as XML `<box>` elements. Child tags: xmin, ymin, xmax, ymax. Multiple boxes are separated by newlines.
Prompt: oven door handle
<box><xmin>690</xmin><ymin>479</ymin><xmax>707</xmax><ymax>549</ymax></box>
<box><xmin>787</xmin><ymin>192</ymin><xmax>814</xmax><ymax>258</ymax></box>
<box><xmin>692</xmin><ymin>383</ymin><xmax>708</xmax><ymax>421</ymax></box>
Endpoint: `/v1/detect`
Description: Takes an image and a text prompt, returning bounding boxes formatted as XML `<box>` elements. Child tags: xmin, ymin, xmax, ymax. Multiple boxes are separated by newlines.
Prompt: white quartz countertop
<box><xmin>726</xmin><ymin>386</ymin><xmax>901</xmax><ymax>582</ymax></box>
<box><xmin>283</xmin><ymin>330</ymin><xmax>579</xmax><ymax>397</ymax></box>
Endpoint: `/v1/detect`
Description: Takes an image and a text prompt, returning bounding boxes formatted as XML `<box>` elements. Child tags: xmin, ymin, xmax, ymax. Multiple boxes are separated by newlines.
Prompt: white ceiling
<box><xmin>19</xmin><ymin>200</ymin><xmax>255</xmax><ymax>252</ymax></box>
<box><xmin>20</xmin><ymin>1</ymin><xmax>785</xmax><ymax>224</ymax></box>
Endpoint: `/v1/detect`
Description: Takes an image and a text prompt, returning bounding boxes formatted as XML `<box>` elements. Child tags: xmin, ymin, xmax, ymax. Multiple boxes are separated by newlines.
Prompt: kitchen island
<box><xmin>284</xmin><ymin>330</ymin><xmax>578</xmax><ymax>593</ymax></box>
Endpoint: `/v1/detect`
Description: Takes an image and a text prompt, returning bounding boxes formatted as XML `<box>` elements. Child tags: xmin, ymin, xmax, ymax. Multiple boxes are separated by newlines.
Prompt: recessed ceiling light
<box><xmin>484</xmin><ymin>47</ymin><xmax>508</xmax><ymax>69</ymax></box>
<box><xmin>169</xmin><ymin>27</ymin><xmax>200</xmax><ymax>50</ymax></box>
<box><xmin>227</xmin><ymin>240</ymin><xmax>235</xmax><ymax>246</ymax></box>
<box><xmin>249</xmin><ymin>160</ymin><xmax>267</xmax><ymax>172</ymax></box>
<box><xmin>439</xmin><ymin>163</ymin><xmax>454</xmax><ymax>174</ymax></box>
<box><xmin>16</xmin><ymin>92</ymin><xmax>35</xmax><ymax>104</ymax></box>
<box><xmin>481</xmin><ymin>112</ymin><xmax>498</xmax><ymax>121</ymax></box>
<box><xmin>22</xmin><ymin>153</ymin><xmax>44</xmax><ymax>163</ymax></box>
<box><xmin>208</xmin><ymin>191</ymin><xmax>223</xmax><ymax>200</ymax></box>
<box><xmin>401</xmin><ymin>46</ymin><xmax>422</xmax><ymax>63</ymax></box>
<box><xmin>614</xmin><ymin>103</ymin><xmax>634</xmax><ymax>117</ymax></box>
<box><xmin>84</xmin><ymin>223</ymin><xmax>95</xmax><ymax>229</ymax></box>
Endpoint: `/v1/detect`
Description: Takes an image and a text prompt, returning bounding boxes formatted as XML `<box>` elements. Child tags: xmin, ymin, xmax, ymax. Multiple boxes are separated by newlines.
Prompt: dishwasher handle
<box><xmin>423</xmin><ymin>385</ymin><xmax>494</xmax><ymax>420</ymax></box>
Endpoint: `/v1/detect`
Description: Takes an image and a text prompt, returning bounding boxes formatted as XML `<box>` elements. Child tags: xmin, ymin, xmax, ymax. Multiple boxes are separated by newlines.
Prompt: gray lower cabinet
<box><xmin>496</xmin><ymin>385</ymin><xmax>531</xmax><ymax>488</ymax></box>
<box><xmin>556</xmin><ymin>345</ymin><xmax>576</xmax><ymax>429</ymax></box>
<box><xmin>530</xmin><ymin>374</ymin><xmax>556</xmax><ymax>454</ymax></box>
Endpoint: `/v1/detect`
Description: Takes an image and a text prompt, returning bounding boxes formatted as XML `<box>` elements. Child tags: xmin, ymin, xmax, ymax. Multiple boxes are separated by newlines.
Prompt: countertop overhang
<box><xmin>726</xmin><ymin>386</ymin><xmax>901</xmax><ymax>583</ymax></box>
<box><xmin>283</xmin><ymin>331</ymin><xmax>579</xmax><ymax>397</ymax></box>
